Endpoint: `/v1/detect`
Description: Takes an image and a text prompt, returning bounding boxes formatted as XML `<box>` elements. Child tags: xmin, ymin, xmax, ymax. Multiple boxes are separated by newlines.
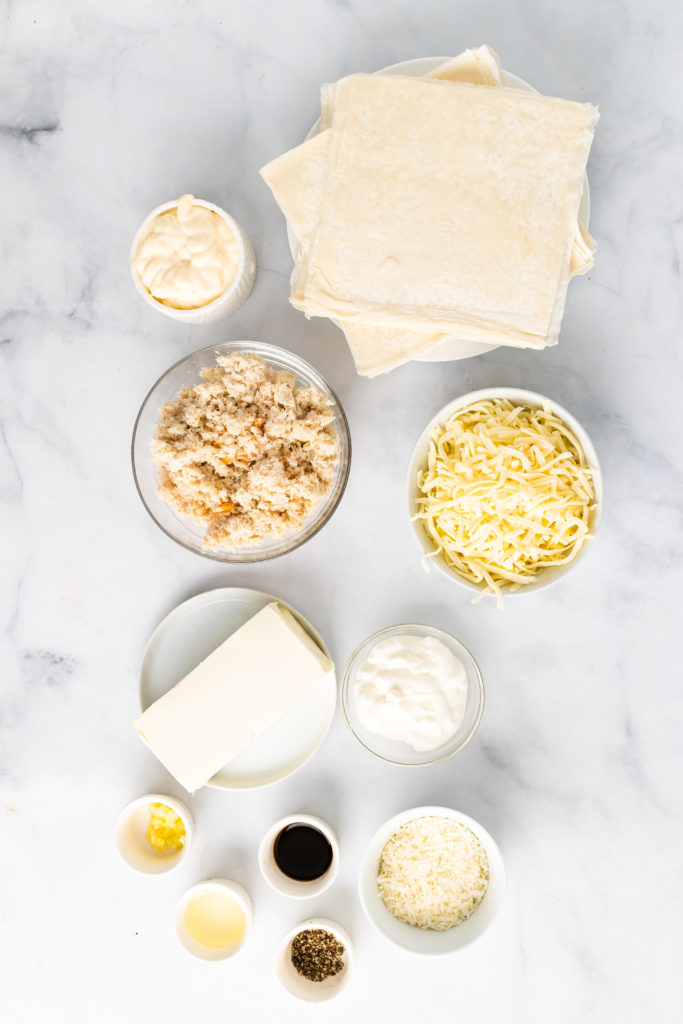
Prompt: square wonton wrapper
<box><xmin>290</xmin><ymin>74</ymin><xmax>598</xmax><ymax>348</ymax></box>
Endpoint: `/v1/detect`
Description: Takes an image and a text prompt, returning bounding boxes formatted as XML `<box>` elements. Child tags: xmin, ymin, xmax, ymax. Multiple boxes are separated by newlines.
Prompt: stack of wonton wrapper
<box><xmin>261</xmin><ymin>46</ymin><xmax>599</xmax><ymax>377</ymax></box>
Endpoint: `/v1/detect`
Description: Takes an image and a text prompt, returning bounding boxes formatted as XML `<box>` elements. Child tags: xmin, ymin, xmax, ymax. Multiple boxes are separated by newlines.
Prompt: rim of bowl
<box><xmin>114</xmin><ymin>793</ymin><xmax>194</xmax><ymax>874</ymax></box>
<box><xmin>175</xmin><ymin>878</ymin><xmax>253</xmax><ymax>960</ymax></box>
<box><xmin>130</xmin><ymin>198</ymin><xmax>250</xmax><ymax>318</ymax></box>
<box><xmin>341</xmin><ymin>624</ymin><xmax>484</xmax><ymax>767</ymax></box>
<box><xmin>275</xmin><ymin>917</ymin><xmax>354</xmax><ymax>1001</ymax></box>
<box><xmin>406</xmin><ymin>387</ymin><xmax>603</xmax><ymax>597</ymax></box>
<box><xmin>131</xmin><ymin>340</ymin><xmax>352</xmax><ymax>562</ymax></box>
<box><xmin>358</xmin><ymin>804</ymin><xmax>505</xmax><ymax>955</ymax></box>
<box><xmin>258</xmin><ymin>813</ymin><xmax>340</xmax><ymax>898</ymax></box>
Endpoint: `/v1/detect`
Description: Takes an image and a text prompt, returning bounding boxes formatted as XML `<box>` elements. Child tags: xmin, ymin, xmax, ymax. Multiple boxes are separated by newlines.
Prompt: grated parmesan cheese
<box><xmin>415</xmin><ymin>399</ymin><xmax>595</xmax><ymax>607</ymax></box>
<box><xmin>377</xmin><ymin>816</ymin><xmax>489</xmax><ymax>930</ymax></box>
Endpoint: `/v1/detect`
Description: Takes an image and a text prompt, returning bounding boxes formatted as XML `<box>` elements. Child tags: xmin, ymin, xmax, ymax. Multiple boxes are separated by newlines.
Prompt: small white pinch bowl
<box><xmin>359</xmin><ymin>805</ymin><xmax>505</xmax><ymax>955</ymax></box>
<box><xmin>175</xmin><ymin>879</ymin><xmax>252</xmax><ymax>961</ymax></box>
<box><xmin>259</xmin><ymin>814</ymin><xmax>339</xmax><ymax>898</ymax></box>
<box><xmin>276</xmin><ymin>917</ymin><xmax>353</xmax><ymax>1002</ymax></box>
<box><xmin>114</xmin><ymin>793</ymin><xmax>193</xmax><ymax>875</ymax></box>
<box><xmin>130</xmin><ymin>198</ymin><xmax>256</xmax><ymax>323</ymax></box>
<box><xmin>407</xmin><ymin>387</ymin><xmax>603</xmax><ymax>598</ymax></box>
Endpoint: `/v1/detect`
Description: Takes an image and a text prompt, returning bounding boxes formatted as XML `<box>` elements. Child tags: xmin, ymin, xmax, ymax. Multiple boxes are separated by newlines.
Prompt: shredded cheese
<box><xmin>415</xmin><ymin>399</ymin><xmax>595</xmax><ymax>607</ymax></box>
<box><xmin>377</xmin><ymin>816</ymin><xmax>489</xmax><ymax>931</ymax></box>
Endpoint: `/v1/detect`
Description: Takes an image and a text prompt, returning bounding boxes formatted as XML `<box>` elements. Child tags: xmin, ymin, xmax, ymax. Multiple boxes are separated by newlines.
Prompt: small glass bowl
<box><xmin>341</xmin><ymin>624</ymin><xmax>484</xmax><ymax>767</ymax></box>
<box><xmin>131</xmin><ymin>341</ymin><xmax>351</xmax><ymax>562</ymax></box>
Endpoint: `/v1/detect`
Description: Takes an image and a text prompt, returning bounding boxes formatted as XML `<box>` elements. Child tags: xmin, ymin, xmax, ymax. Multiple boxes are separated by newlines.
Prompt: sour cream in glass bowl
<box><xmin>341</xmin><ymin>624</ymin><xmax>484</xmax><ymax>767</ymax></box>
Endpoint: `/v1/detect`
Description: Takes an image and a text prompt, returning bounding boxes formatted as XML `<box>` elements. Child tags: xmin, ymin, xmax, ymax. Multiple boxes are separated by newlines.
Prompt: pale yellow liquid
<box><xmin>184</xmin><ymin>890</ymin><xmax>246</xmax><ymax>950</ymax></box>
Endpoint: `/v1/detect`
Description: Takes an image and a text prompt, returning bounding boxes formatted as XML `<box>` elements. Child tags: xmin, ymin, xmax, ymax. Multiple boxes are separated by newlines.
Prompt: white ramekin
<box><xmin>258</xmin><ymin>814</ymin><xmax>339</xmax><ymax>898</ymax></box>
<box><xmin>275</xmin><ymin>917</ymin><xmax>353</xmax><ymax>1002</ymax></box>
<box><xmin>114</xmin><ymin>793</ymin><xmax>193</xmax><ymax>874</ymax></box>
<box><xmin>175</xmin><ymin>879</ymin><xmax>253</xmax><ymax>961</ymax></box>
<box><xmin>130</xmin><ymin>198</ymin><xmax>256</xmax><ymax>323</ymax></box>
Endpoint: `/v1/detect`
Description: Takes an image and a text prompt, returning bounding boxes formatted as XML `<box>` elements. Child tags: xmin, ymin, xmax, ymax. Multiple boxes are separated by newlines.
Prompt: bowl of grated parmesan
<box><xmin>359</xmin><ymin>806</ymin><xmax>505</xmax><ymax>954</ymax></box>
<box><xmin>407</xmin><ymin>388</ymin><xmax>603</xmax><ymax>607</ymax></box>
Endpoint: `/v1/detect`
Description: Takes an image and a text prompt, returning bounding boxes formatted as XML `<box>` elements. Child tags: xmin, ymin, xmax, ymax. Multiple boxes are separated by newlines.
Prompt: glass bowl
<box><xmin>341</xmin><ymin>624</ymin><xmax>484</xmax><ymax>767</ymax></box>
<box><xmin>131</xmin><ymin>341</ymin><xmax>351</xmax><ymax>561</ymax></box>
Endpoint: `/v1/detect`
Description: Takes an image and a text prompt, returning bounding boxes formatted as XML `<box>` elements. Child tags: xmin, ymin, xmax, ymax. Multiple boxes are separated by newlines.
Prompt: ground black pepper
<box><xmin>290</xmin><ymin>928</ymin><xmax>345</xmax><ymax>982</ymax></box>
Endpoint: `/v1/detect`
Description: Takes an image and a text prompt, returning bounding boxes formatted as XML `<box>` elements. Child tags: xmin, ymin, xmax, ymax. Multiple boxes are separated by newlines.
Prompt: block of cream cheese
<box><xmin>134</xmin><ymin>603</ymin><xmax>333</xmax><ymax>793</ymax></box>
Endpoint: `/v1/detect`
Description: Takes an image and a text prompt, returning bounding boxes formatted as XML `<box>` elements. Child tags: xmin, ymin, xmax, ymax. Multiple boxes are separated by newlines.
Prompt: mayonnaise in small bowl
<box><xmin>131</xmin><ymin>195</ymin><xmax>256</xmax><ymax>323</ymax></box>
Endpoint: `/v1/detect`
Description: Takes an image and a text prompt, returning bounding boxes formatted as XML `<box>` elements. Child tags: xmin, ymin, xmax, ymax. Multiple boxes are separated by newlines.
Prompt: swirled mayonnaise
<box><xmin>353</xmin><ymin>634</ymin><xmax>467</xmax><ymax>752</ymax></box>
<box><xmin>133</xmin><ymin>195</ymin><xmax>239</xmax><ymax>309</ymax></box>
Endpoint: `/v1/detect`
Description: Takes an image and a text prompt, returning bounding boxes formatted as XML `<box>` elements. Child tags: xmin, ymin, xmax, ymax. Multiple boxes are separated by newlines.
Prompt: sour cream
<box><xmin>353</xmin><ymin>634</ymin><xmax>467</xmax><ymax>752</ymax></box>
<box><xmin>132</xmin><ymin>194</ymin><xmax>239</xmax><ymax>309</ymax></box>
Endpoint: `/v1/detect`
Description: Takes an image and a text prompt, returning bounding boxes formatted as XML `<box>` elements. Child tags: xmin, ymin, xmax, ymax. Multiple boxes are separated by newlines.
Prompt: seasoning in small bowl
<box><xmin>276</xmin><ymin>918</ymin><xmax>353</xmax><ymax>1002</ymax></box>
<box><xmin>259</xmin><ymin>814</ymin><xmax>339</xmax><ymax>897</ymax></box>
<box><xmin>291</xmin><ymin>928</ymin><xmax>345</xmax><ymax>982</ymax></box>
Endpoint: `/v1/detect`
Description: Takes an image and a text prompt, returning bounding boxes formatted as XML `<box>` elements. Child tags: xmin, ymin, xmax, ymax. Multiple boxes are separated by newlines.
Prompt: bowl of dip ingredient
<box><xmin>359</xmin><ymin>806</ymin><xmax>504</xmax><ymax>955</ymax></box>
<box><xmin>114</xmin><ymin>793</ymin><xmax>193</xmax><ymax>874</ymax></box>
<box><xmin>175</xmin><ymin>878</ymin><xmax>252</xmax><ymax>961</ymax></box>
<box><xmin>275</xmin><ymin>918</ymin><xmax>353</xmax><ymax>1002</ymax></box>
<box><xmin>132</xmin><ymin>341</ymin><xmax>351</xmax><ymax>562</ymax></box>
<box><xmin>407</xmin><ymin>389</ymin><xmax>602</xmax><ymax>607</ymax></box>
<box><xmin>258</xmin><ymin>813</ymin><xmax>339</xmax><ymax>898</ymax></box>
<box><xmin>130</xmin><ymin>194</ymin><xmax>256</xmax><ymax>323</ymax></box>
<box><xmin>341</xmin><ymin>624</ymin><xmax>484</xmax><ymax>766</ymax></box>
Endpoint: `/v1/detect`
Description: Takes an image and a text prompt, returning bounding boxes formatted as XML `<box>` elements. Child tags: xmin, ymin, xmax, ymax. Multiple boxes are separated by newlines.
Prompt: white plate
<box><xmin>288</xmin><ymin>56</ymin><xmax>590</xmax><ymax>363</ymax></box>
<box><xmin>139</xmin><ymin>588</ymin><xmax>337</xmax><ymax>790</ymax></box>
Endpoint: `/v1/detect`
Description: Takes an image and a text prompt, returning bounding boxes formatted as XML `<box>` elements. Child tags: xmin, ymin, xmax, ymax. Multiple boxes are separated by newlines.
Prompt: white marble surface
<box><xmin>2</xmin><ymin>1</ymin><xmax>682</xmax><ymax>1021</ymax></box>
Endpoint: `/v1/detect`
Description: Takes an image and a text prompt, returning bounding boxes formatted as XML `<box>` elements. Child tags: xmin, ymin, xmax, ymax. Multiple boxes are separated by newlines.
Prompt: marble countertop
<box><xmin>2</xmin><ymin>2</ymin><xmax>682</xmax><ymax>1021</ymax></box>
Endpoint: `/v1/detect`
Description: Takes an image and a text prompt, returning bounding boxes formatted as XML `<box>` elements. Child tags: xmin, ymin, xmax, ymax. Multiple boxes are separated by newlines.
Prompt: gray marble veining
<box><xmin>1</xmin><ymin>1</ymin><xmax>682</xmax><ymax>1021</ymax></box>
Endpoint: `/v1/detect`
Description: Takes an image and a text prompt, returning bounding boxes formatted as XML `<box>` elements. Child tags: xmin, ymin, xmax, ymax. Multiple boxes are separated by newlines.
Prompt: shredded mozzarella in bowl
<box><xmin>412</xmin><ymin>396</ymin><xmax>598</xmax><ymax>606</ymax></box>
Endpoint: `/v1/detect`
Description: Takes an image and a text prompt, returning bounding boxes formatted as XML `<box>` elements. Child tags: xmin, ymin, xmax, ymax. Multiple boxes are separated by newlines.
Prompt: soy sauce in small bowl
<box><xmin>259</xmin><ymin>814</ymin><xmax>339</xmax><ymax>898</ymax></box>
<box><xmin>274</xmin><ymin>823</ymin><xmax>333</xmax><ymax>881</ymax></box>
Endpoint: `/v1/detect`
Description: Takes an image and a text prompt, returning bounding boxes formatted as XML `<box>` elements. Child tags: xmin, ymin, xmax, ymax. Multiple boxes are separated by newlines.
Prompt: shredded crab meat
<box><xmin>152</xmin><ymin>353</ymin><xmax>339</xmax><ymax>549</ymax></box>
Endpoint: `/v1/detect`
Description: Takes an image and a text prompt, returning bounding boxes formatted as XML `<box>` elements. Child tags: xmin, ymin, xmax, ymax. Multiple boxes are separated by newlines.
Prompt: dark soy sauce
<box><xmin>273</xmin><ymin>823</ymin><xmax>333</xmax><ymax>881</ymax></box>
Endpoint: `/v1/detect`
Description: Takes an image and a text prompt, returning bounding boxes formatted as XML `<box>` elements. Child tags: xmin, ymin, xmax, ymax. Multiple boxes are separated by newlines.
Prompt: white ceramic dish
<box><xmin>130</xmin><ymin>198</ymin><xmax>256</xmax><ymax>323</ymax></box>
<box><xmin>276</xmin><ymin>917</ymin><xmax>353</xmax><ymax>1002</ymax></box>
<box><xmin>175</xmin><ymin>879</ymin><xmax>252</xmax><ymax>961</ymax></box>
<box><xmin>114</xmin><ymin>793</ymin><xmax>193</xmax><ymax>874</ymax></box>
<box><xmin>259</xmin><ymin>813</ymin><xmax>339</xmax><ymax>898</ymax></box>
<box><xmin>406</xmin><ymin>387</ymin><xmax>603</xmax><ymax>598</ymax></box>
<box><xmin>359</xmin><ymin>805</ymin><xmax>504</xmax><ymax>955</ymax></box>
<box><xmin>138</xmin><ymin>588</ymin><xmax>337</xmax><ymax>790</ymax></box>
<box><xmin>287</xmin><ymin>55</ymin><xmax>590</xmax><ymax>362</ymax></box>
<box><xmin>341</xmin><ymin>624</ymin><xmax>484</xmax><ymax>766</ymax></box>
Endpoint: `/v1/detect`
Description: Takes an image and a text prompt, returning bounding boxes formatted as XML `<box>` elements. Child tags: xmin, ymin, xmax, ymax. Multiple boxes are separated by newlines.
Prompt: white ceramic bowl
<box><xmin>130</xmin><ymin>198</ymin><xmax>256</xmax><ymax>323</ymax></box>
<box><xmin>359</xmin><ymin>805</ymin><xmax>505</xmax><ymax>955</ymax></box>
<box><xmin>114</xmin><ymin>793</ymin><xmax>193</xmax><ymax>874</ymax></box>
<box><xmin>259</xmin><ymin>814</ymin><xmax>339</xmax><ymax>898</ymax></box>
<box><xmin>407</xmin><ymin>387</ymin><xmax>603</xmax><ymax>598</ymax></box>
<box><xmin>341</xmin><ymin>624</ymin><xmax>484</xmax><ymax>767</ymax></box>
<box><xmin>175</xmin><ymin>879</ymin><xmax>252</xmax><ymax>961</ymax></box>
<box><xmin>275</xmin><ymin>917</ymin><xmax>353</xmax><ymax>1002</ymax></box>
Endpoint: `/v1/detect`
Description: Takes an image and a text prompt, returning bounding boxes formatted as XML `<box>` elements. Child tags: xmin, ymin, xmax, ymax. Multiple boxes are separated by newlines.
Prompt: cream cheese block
<box><xmin>134</xmin><ymin>603</ymin><xmax>334</xmax><ymax>793</ymax></box>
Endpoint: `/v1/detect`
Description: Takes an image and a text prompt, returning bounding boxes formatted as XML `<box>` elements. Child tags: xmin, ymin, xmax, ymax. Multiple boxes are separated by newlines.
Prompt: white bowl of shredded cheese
<box><xmin>407</xmin><ymin>388</ymin><xmax>603</xmax><ymax>605</ymax></box>
<box><xmin>359</xmin><ymin>806</ymin><xmax>505</xmax><ymax>955</ymax></box>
